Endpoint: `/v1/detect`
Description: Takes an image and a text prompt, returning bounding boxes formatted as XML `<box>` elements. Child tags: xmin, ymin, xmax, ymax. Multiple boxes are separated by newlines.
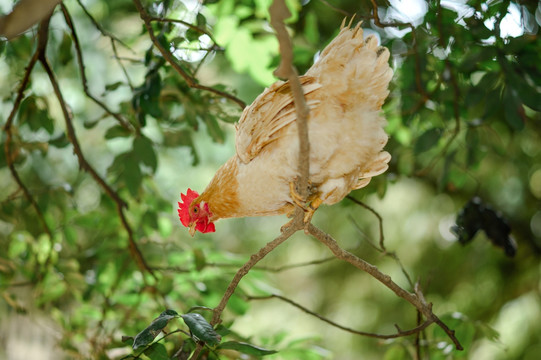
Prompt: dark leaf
<box><xmin>217</xmin><ymin>341</ymin><xmax>277</xmax><ymax>356</ymax></box>
<box><xmin>465</xmin><ymin>128</ymin><xmax>481</xmax><ymax>168</ymax></box>
<box><xmin>58</xmin><ymin>32</ymin><xmax>73</xmax><ymax>65</ymax></box>
<box><xmin>181</xmin><ymin>313</ymin><xmax>221</xmax><ymax>346</ymax></box>
<box><xmin>124</xmin><ymin>156</ymin><xmax>142</xmax><ymax>197</ymax></box>
<box><xmin>105</xmin><ymin>125</ymin><xmax>132</xmax><ymax>139</ymax></box>
<box><xmin>203</xmin><ymin>114</ymin><xmax>225</xmax><ymax>143</ymax></box>
<box><xmin>196</xmin><ymin>13</ymin><xmax>207</xmax><ymax>28</ymax></box>
<box><xmin>133</xmin><ymin>135</ymin><xmax>158</xmax><ymax>172</ymax></box>
<box><xmin>193</xmin><ymin>248</ymin><xmax>206</xmax><ymax>271</ymax></box>
<box><xmin>185</xmin><ymin>28</ymin><xmax>202</xmax><ymax>42</ymax></box>
<box><xmin>439</xmin><ymin>150</ymin><xmax>456</xmax><ymax>192</ymax></box>
<box><xmin>414</xmin><ymin>128</ymin><xmax>442</xmax><ymax>154</ymax></box>
<box><xmin>503</xmin><ymin>87</ymin><xmax>524</xmax><ymax>130</ymax></box>
<box><xmin>142</xmin><ymin>211</ymin><xmax>158</xmax><ymax>230</ymax></box>
<box><xmin>105</xmin><ymin>81</ymin><xmax>124</xmax><ymax>92</ymax></box>
<box><xmin>49</xmin><ymin>133</ymin><xmax>70</xmax><ymax>148</ymax></box>
<box><xmin>143</xmin><ymin>343</ymin><xmax>170</xmax><ymax>360</ymax></box>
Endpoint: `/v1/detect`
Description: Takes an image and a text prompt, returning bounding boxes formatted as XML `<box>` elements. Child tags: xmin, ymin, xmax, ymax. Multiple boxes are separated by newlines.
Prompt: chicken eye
<box><xmin>193</xmin><ymin>207</ymin><xmax>199</xmax><ymax>214</ymax></box>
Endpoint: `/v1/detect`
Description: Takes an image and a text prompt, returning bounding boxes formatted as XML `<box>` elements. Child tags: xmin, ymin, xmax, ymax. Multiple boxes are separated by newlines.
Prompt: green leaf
<box><xmin>303</xmin><ymin>11</ymin><xmax>319</xmax><ymax>44</ymax></box>
<box><xmin>383</xmin><ymin>345</ymin><xmax>407</xmax><ymax>360</ymax></box>
<box><xmin>465</xmin><ymin>128</ymin><xmax>482</xmax><ymax>168</ymax></box>
<box><xmin>193</xmin><ymin>248</ymin><xmax>206</xmax><ymax>271</ymax></box>
<box><xmin>105</xmin><ymin>81</ymin><xmax>124</xmax><ymax>92</ymax></box>
<box><xmin>439</xmin><ymin>150</ymin><xmax>456</xmax><ymax>192</ymax></box>
<box><xmin>503</xmin><ymin>87</ymin><xmax>524</xmax><ymax>130</ymax></box>
<box><xmin>142</xmin><ymin>211</ymin><xmax>158</xmax><ymax>230</ymax></box>
<box><xmin>18</xmin><ymin>96</ymin><xmax>55</xmax><ymax>134</ymax></box>
<box><xmin>203</xmin><ymin>114</ymin><xmax>225</xmax><ymax>143</ymax></box>
<box><xmin>162</xmin><ymin>129</ymin><xmax>199</xmax><ymax>165</ymax></box>
<box><xmin>49</xmin><ymin>133</ymin><xmax>70</xmax><ymax>148</ymax></box>
<box><xmin>132</xmin><ymin>310</ymin><xmax>179</xmax><ymax>350</ymax></box>
<box><xmin>58</xmin><ymin>32</ymin><xmax>73</xmax><ymax>65</ymax></box>
<box><xmin>414</xmin><ymin>127</ymin><xmax>442</xmax><ymax>154</ymax></box>
<box><xmin>218</xmin><ymin>341</ymin><xmax>277</xmax><ymax>356</ymax></box>
<box><xmin>105</xmin><ymin>125</ymin><xmax>131</xmax><ymax>139</ymax></box>
<box><xmin>143</xmin><ymin>343</ymin><xmax>170</xmax><ymax>360</ymax></box>
<box><xmin>181</xmin><ymin>313</ymin><xmax>221</xmax><ymax>346</ymax></box>
<box><xmin>124</xmin><ymin>156</ymin><xmax>142</xmax><ymax>197</ymax></box>
<box><xmin>133</xmin><ymin>135</ymin><xmax>158</xmax><ymax>172</ymax></box>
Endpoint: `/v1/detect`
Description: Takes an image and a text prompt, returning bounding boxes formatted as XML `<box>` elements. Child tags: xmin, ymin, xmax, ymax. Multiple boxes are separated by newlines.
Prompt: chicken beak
<box><xmin>189</xmin><ymin>222</ymin><xmax>197</xmax><ymax>237</ymax></box>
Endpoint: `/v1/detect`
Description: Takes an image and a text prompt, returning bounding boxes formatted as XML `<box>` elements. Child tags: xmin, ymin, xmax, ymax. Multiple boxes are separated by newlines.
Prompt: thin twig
<box><xmin>148</xmin><ymin>16</ymin><xmax>218</xmax><ymax>44</ymax></box>
<box><xmin>254</xmin><ymin>255</ymin><xmax>337</xmax><ymax>272</ymax></box>
<box><xmin>248</xmin><ymin>293</ymin><xmax>435</xmax><ymax>339</ymax></box>
<box><xmin>318</xmin><ymin>0</ymin><xmax>352</xmax><ymax>16</ymax></box>
<box><xmin>347</xmin><ymin>195</ymin><xmax>386</xmax><ymax>250</ymax></box>
<box><xmin>132</xmin><ymin>0</ymin><xmax>246</xmax><ymax>109</ymax></box>
<box><xmin>60</xmin><ymin>4</ymin><xmax>133</xmax><ymax>131</ymax></box>
<box><xmin>75</xmin><ymin>0</ymin><xmax>133</xmax><ymax>51</ymax></box>
<box><xmin>347</xmin><ymin>196</ymin><xmax>415</xmax><ymax>288</ymax></box>
<box><xmin>75</xmin><ymin>0</ymin><xmax>136</xmax><ymax>89</ymax></box>
<box><xmin>307</xmin><ymin>224</ymin><xmax>463</xmax><ymax>350</ymax></box>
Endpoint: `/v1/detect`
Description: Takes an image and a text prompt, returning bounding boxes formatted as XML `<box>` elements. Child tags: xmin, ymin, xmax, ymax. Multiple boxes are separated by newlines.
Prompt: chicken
<box><xmin>178</xmin><ymin>21</ymin><xmax>393</xmax><ymax>236</ymax></box>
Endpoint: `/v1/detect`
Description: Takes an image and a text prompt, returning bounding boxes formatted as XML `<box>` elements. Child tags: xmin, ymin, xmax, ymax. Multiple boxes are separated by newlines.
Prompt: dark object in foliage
<box><xmin>451</xmin><ymin>197</ymin><xmax>517</xmax><ymax>257</ymax></box>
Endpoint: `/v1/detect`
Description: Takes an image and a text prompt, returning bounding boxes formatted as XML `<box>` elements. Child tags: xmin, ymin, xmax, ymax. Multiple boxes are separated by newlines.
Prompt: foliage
<box><xmin>1</xmin><ymin>0</ymin><xmax>540</xmax><ymax>359</ymax></box>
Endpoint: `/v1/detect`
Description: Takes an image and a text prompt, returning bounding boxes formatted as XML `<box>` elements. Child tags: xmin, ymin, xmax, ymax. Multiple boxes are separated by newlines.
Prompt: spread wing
<box><xmin>235</xmin><ymin>76</ymin><xmax>321</xmax><ymax>164</ymax></box>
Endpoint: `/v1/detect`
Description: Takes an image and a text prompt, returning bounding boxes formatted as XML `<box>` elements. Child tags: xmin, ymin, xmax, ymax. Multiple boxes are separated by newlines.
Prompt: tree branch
<box><xmin>347</xmin><ymin>196</ymin><xmax>415</xmax><ymax>288</ymax></box>
<box><xmin>132</xmin><ymin>0</ymin><xmax>246</xmax><ymax>110</ymax></box>
<box><xmin>3</xmin><ymin>16</ymin><xmax>52</xmax><ymax>240</ymax></box>
<box><xmin>307</xmin><ymin>224</ymin><xmax>463</xmax><ymax>350</ymax></box>
<box><xmin>248</xmin><ymin>293</ymin><xmax>435</xmax><ymax>339</ymax></box>
<box><xmin>74</xmin><ymin>0</ymin><xmax>135</xmax><ymax>90</ymax></box>
<box><xmin>60</xmin><ymin>3</ymin><xmax>134</xmax><ymax>131</ymax></box>
<box><xmin>36</xmin><ymin>25</ymin><xmax>155</xmax><ymax>278</ymax></box>
<box><xmin>148</xmin><ymin>16</ymin><xmax>219</xmax><ymax>45</ymax></box>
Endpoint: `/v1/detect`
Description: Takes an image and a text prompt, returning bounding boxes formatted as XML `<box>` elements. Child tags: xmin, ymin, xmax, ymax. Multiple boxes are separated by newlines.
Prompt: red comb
<box><xmin>178</xmin><ymin>188</ymin><xmax>199</xmax><ymax>227</ymax></box>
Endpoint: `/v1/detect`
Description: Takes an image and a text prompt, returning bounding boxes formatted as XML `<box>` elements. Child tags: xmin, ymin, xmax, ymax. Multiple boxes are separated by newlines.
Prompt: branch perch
<box><xmin>269</xmin><ymin>0</ymin><xmax>311</xmax><ymax>205</ymax></box>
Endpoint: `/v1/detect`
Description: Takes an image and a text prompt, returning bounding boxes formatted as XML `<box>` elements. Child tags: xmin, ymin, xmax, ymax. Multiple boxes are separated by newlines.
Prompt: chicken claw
<box><xmin>289</xmin><ymin>181</ymin><xmax>307</xmax><ymax>209</ymax></box>
<box><xmin>304</xmin><ymin>197</ymin><xmax>323</xmax><ymax>224</ymax></box>
<box><xmin>288</xmin><ymin>181</ymin><xmax>321</xmax><ymax>224</ymax></box>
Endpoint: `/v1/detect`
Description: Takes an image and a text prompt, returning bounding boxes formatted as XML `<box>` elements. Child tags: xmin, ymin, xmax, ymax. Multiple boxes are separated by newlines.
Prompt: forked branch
<box><xmin>307</xmin><ymin>224</ymin><xmax>463</xmax><ymax>350</ymax></box>
<box><xmin>189</xmin><ymin>1</ymin><xmax>462</xmax><ymax>358</ymax></box>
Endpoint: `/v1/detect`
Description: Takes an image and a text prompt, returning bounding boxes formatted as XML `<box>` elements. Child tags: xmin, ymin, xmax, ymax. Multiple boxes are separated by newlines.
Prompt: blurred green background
<box><xmin>1</xmin><ymin>0</ymin><xmax>540</xmax><ymax>359</ymax></box>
